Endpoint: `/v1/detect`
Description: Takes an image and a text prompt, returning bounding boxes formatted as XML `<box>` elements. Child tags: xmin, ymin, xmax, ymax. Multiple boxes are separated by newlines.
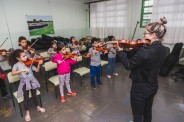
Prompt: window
<box><xmin>90</xmin><ymin>0</ymin><xmax>129</xmax><ymax>39</ymax></box>
<box><xmin>140</xmin><ymin>0</ymin><xmax>154</xmax><ymax>28</ymax></box>
<box><xmin>90</xmin><ymin>0</ymin><xmax>127</xmax><ymax>28</ymax></box>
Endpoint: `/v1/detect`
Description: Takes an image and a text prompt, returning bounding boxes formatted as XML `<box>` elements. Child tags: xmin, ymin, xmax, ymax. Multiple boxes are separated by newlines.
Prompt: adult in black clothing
<box><xmin>117</xmin><ymin>16</ymin><xmax>168</xmax><ymax>122</ymax></box>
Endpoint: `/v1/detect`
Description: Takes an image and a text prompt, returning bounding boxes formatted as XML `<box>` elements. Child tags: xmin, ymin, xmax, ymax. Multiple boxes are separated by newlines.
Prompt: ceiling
<box><xmin>74</xmin><ymin>0</ymin><xmax>106</xmax><ymax>3</ymax></box>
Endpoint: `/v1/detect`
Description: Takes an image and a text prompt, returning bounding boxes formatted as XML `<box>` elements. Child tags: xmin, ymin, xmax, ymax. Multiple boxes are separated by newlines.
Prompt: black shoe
<box><xmin>97</xmin><ymin>82</ymin><xmax>103</xmax><ymax>86</ymax></box>
<box><xmin>91</xmin><ymin>84</ymin><xmax>96</xmax><ymax>89</ymax></box>
<box><xmin>3</xmin><ymin>94</ymin><xmax>11</xmax><ymax>99</ymax></box>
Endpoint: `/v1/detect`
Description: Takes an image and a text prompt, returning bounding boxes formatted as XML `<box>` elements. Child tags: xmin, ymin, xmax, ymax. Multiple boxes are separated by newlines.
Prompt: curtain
<box><xmin>151</xmin><ymin>0</ymin><xmax>184</xmax><ymax>43</ymax></box>
<box><xmin>90</xmin><ymin>0</ymin><xmax>130</xmax><ymax>40</ymax></box>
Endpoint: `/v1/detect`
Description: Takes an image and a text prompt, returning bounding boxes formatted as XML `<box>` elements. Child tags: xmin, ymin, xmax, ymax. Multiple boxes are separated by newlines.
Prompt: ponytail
<box><xmin>8</xmin><ymin>49</ymin><xmax>24</xmax><ymax>67</ymax></box>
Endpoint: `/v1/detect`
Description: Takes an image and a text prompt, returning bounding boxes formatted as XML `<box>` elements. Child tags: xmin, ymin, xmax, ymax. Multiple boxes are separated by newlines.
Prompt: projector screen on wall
<box><xmin>26</xmin><ymin>15</ymin><xmax>55</xmax><ymax>36</ymax></box>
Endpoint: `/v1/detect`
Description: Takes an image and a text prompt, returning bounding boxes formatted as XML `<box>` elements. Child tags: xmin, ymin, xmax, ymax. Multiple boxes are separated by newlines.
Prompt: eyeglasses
<box><xmin>143</xmin><ymin>31</ymin><xmax>151</xmax><ymax>35</ymax></box>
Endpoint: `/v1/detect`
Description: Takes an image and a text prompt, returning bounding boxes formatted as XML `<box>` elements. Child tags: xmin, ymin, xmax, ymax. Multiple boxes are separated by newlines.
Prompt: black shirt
<box><xmin>118</xmin><ymin>41</ymin><xmax>166</xmax><ymax>95</ymax></box>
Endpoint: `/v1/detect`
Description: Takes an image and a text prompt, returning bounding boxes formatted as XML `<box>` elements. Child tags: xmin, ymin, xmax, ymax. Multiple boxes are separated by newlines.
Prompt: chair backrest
<box><xmin>7</xmin><ymin>72</ymin><xmax>20</xmax><ymax>84</ymax></box>
<box><xmin>66</xmin><ymin>48</ymin><xmax>71</xmax><ymax>53</ymax></box>
<box><xmin>179</xmin><ymin>48</ymin><xmax>184</xmax><ymax>59</ymax></box>
<box><xmin>40</xmin><ymin>52</ymin><xmax>51</xmax><ymax>58</ymax></box>
<box><xmin>79</xmin><ymin>45</ymin><xmax>87</xmax><ymax>51</ymax></box>
<box><xmin>179</xmin><ymin>57</ymin><xmax>184</xmax><ymax>65</ymax></box>
<box><xmin>77</xmin><ymin>56</ymin><xmax>82</xmax><ymax>62</ymax></box>
<box><xmin>165</xmin><ymin>46</ymin><xmax>170</xmax><ymax>57</ymax></box>
<box><xmin>44</xmin><ymin>61</ymin><xmax>57</xmax><ymax>71</ymax></box>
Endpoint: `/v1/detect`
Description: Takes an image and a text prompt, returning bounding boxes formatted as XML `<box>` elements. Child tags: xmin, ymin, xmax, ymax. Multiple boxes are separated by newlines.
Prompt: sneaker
<box><xmin>107</xmin><ymin>75</ymin><xmax>111</xmax><ymax>78</ymax></box>
<box><xmin>67</xmin><ymin>92</ymin><xmax>76</xmax><ymax>96</ymax></box>
<box><xmin>60</xmin><ymin>96</ymin><xmax>65</xmax><ymax>102</ymax></box>
<box><xmin>97</xmin><ymin>82</ymin><xmax>103</xmax><ymax>86</ymax></box>
<box><xmin>37</xmin><ymin>107</ymin><xmax>46</xmax><ymax>113</ymax></box>
<box><xmin>113</xmin><ymin>73</ymin><xmax>119</xmax><ymax>76</ymax></box>
<box><xmin>25</xmin><ymin>114</ymin><xmax>31</xmax><ymax>121</ymax></box>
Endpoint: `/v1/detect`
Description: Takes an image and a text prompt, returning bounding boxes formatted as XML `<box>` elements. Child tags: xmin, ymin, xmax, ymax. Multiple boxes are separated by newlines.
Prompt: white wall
<box><xmin>0</xmin><ymin>0</ymin><xmax>90</xmax><ymax>49</ymax></box>
<box><xmin>128</xmin><ymin>0</ymin><xmax>145</xmax><ymax>40</ymax></box>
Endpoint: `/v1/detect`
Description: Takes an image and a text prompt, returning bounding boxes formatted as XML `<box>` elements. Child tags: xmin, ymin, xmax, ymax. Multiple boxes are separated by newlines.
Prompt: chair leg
<box><xmin>44</xmin><ymin>73</ymin><xmax>48</xmax><ymax>93</ymax></box>
<box><xmin>39</xmin><ymin>95</ymin><xmax>43</xmax><ymax>107</ymax></box>
<box><xmin>55</xmin><ymin>86</ymin><xmax>57</xmax><ymax>99</ymax></box>
<box><xmin>18</xmin><ymin>103</ymin><xmax>23</xmax><ymax>117</ymax></box>
<box><xmin>9</xmin><ymin>86</ymin><xmax>15</xmax><ymax>107</ymax></box>
<box><xmin>46</xmin><ymin>80</ymin><xmax>48</xmax><ymax>93</ymax></box>
<box><xmin>40</xmin><ymin>67</ymin><xmax>43</xmax><ymax>76</ymax></box>
<box><xmin>11</xmin><ymin>96</ymin><xmax>15</xmax><ymax>108</ymax></box>
<box><xmin>71</xmin><ymin>72</ymin><xmax>73</xmax><ymax>83</ymax></box>
<box><xmin>101</xmin><ymin>67</ymin><xmax>103</xmax><ymax>76</ymax></box>
<box><xmin>80</xmin><ymin>76</ymin><xmax>83</xmax><ymax>87</ymax></box>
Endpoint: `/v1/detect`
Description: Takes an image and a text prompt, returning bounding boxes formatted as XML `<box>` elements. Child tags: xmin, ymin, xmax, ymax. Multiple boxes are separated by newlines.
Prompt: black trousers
<box><xmin>131</xmin><ymin>91</ymin><xmax>156</xmax><ymax>122</ymax></box>
<box><xmin>23</xmin><ymin>85</ymin><xmax>39</xmax><ymax>111</ymax></box>
<box><xmin>0</xmin><ymin>78</ymin><xmax>8</xmax><ymax>97</ymax></box>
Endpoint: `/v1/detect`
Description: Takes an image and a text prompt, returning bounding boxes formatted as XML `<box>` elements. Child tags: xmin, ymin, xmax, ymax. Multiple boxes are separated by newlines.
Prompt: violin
<box><xmin>118</xmin><ymin>39</ymin><xmax>151</xmax><ymax>49</ymax></box>
<box><xmin>22</xmin><ymin>39</ymin><xmax>40</xmax><ymax>52</ymax></box>
<box><xmin>82</xmin><ymin>53</ymin><xmax>89</xmax><ymax>58</ymax></box>
<box><xmin>0</xmin><ymin>72</ymin><xmax>6</xmax><ymax>80</ymax></box>
<box><xmin>79</xmin><ymin>41</ymin><xmax>83</xmax><ymax>46</ymax></box>
<box><xmin>53</xmin><ymin>47</ymin><xmax>57</xmax><ymax>52</ymax></box>
<box><xmin>106</xmin><ymin>41</ymin><xmax>118</xmax><ymax>47</ymax></box>
<box><xmin>95</xmin><ymin>47</ymin><xmax>109</xmax><ymax>53</ymax></box>
<box><xmin>23</xmin><ymin>46</ymin><xmax>35</xmax><ymax>52</ymax></box>
<box><xmin>74</xmin><ymin>41</ymin><xmax>83</xmax><ymax>46</ymax></box>
<box><xmin>24</xmin><ymin>56</ymin><xmax>44</xmax><ymax>67</ymax></box>
<box><xmin>74</xmin><ymin>41</ymin><xmax>79</xmax><ymax>45</ymax></box>
<box><xmin>63</xmin><ymin>52</ymin><xmax>79</xmax><ymax>60</ymax></box>
<box><xmin>0</xmin><ymin>48</ymin><xmax>14</xmax><ymax>55</ymax></box>
<box><xmin>0</xmin><ymin>49</ymin><xmax>9</xmax><ymax>55</ymax></box>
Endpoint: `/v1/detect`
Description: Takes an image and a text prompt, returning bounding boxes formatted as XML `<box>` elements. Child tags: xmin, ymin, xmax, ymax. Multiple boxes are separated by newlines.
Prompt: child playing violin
<box><xmin>106</xmin><ymin>36</ymin><xmax>118</xmax><ymax>78</ymax></box>
<box><xmin>18</xmin><ymin>36</ymin><xmax>35</xmax><ymax>58</ymax></box>
<box><xmin>69</xmin><ymin>36</ymin><xmax>83</xmax><ymax>53</ymax></box>
<box><xmin>47</xmin><ymin>40</ymin><xmax>57</xmax><ymax>58</ymax></box>
<box><xmin>69</xmin><ymin>36</ymin><xmax>82</xmax><ymax>68</ymax></box>
<box><xmin>52</xmin><ymin>44</ymin><xmax>77</xmax><ymax>102</ymax></box>
<box><xmin>87</xmin><ymin>38</ymin><xmax>108</xmax><ymax>89</ymax></box>
<box><xmin>9</xmin><ymin>49</ymin><xmax>45</xmax><ymax>121</ymax></box>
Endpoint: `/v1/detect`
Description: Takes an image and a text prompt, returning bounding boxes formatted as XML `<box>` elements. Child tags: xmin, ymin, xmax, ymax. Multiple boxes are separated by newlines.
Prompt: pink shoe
<box><xmin>60</xmin><ymin>96</ymin><xmax>65</xmax><ymax>102</ymax></box>
<box><xmin>67</xmin><ymin>92</ymin><xmax>76</xmax><ymax>96</ymax></box>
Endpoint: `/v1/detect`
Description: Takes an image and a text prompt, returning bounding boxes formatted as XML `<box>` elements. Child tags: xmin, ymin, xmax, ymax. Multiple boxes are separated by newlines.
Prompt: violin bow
<box><xmin>29</xmin><ymin>38</ymin><xmax>40</xmax><ymax>48</ymax></box>
<box><xmin>131</xmin><ymin>21</ymin><xmax>139</xmax><ymax>41</ymax></box>
<box><xmin>0</xmin><ymin>37</ymin><xmax>8</xmax><ymax>48</ymax></box>
<box><xmin>27</xmin><ymin>38</ymin><xmax>41</xmax><ymax>56</ymax></box>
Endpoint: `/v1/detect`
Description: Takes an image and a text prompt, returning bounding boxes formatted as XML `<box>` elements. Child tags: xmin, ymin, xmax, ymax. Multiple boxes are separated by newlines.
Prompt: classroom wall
<box><xmin>128</xmin><ymin>0</ymin><xmax>145</xmax><ymax>40</ymax></box>
<box><xmin>0</xmin><ymin>0</ymin><xmax>177</xmax><ymax>51</ymax></box>
<box><xmin>0</xmin><ymin>0</ymin><xmax>90</xmax><ymax>49</ymax></box>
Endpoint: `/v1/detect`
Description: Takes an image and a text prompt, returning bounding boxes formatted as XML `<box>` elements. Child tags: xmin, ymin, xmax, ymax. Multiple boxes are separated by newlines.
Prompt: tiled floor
<box><xmin>0</xmin><ymin>62</ymin><xmax>184</xmax><ymax>122</ymax></box>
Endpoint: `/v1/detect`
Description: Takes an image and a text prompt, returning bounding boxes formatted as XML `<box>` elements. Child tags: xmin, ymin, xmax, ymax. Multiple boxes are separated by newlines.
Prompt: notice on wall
<box><xmin>26</xmin><ymin>15</ymin><xmax>54</xmax><ymax>36</ymax></box>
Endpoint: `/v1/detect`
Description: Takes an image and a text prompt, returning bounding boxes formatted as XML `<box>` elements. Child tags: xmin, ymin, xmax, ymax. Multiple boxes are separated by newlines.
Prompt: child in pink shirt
<box><xmin>52</xmin><ymin>44</ymin><xmax>77</xmax><ymax>102</ymax></box>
